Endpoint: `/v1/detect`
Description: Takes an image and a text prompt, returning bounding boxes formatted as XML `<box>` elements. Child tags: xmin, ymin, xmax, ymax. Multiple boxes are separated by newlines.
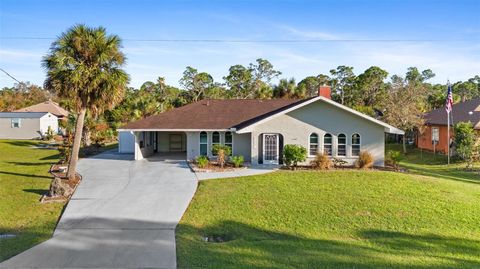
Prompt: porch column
<box><xmin>251</xmin><ymin>132</ymin><xmax>259</xmax><ymax>165</ymax></box>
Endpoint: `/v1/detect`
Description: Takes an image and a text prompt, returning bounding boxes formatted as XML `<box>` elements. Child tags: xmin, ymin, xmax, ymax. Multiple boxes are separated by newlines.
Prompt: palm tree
<box><xmin>273</xmin><ymin>78</ymin><xmax>298</xmax><ymax>99</ymax></box>
<box><xmin>43</xmin><ymin>24</ymin><xmax>129</xmax><ymax>180</ymax></box>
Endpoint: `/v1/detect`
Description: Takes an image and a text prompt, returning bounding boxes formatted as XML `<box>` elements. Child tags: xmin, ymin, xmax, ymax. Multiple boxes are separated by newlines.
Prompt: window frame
<box><xmin>11</xmin><ymin>118</ymin><xmax>21</xmax><ymax>128</ymax></box>
<box><xmin>199</xmin><ymin>131</ymin><xmax>208</xmax><ymax>156</ymax></box>
<box><xmin>351</xmin><ymin>133</ymin><xmax>361</xmax><ymax>157</ymax></box>
<box><xmin>309</xmin><ymin>133</ymin><xmax>319</xmax><ymax>156</ymax></box>
<box><xmin>323</xmin><ymin>133</ymin><xmax>333</xmax><ymax>156</ymax></box>
<box><xmin>211</xmin><ymin>131</ymin><xmax>220</xmax><ymax>156</ymax></box>
<box><xmin>337</xmin><ymin>133</ymin><xmax>347</xmax><ymax>157</ymax></box>
<box><xmin>225</xmin><ymin>131</ymin><xmax>233</xmax><ymax>156</ymax></box>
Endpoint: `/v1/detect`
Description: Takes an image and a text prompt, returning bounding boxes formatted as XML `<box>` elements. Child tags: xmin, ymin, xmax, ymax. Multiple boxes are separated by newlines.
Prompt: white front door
<box><xmin>263</xmin><ymin>133</ymin><xmax>279</xmax><ymax>164</ymax></box>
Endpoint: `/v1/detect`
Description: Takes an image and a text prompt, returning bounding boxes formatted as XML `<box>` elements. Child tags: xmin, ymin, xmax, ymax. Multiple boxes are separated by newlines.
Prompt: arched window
<box><xmin>211</xmin><ymin>131</ymin><xmax>220</xmax><ymax>155</ymax></box>
<box><xmin>324</xmin><ymin>133</ymin><xmax>332</xmax><ymax>156</ymax></box>
<box><xmin>200</xmin><ymin>131</ymin><xmax>208</xmax><ymax>156</ymax></box>
<box><xmin>352</xmin><ymin>133</ymin><xmax>361</xmax><ymax>156</ymax></box>
<box><xmin>337</xmin><ymin>134</ymin><xmax>346</xmax><ymax>156</ymax></box>
<box><xmin>225</xmin><ymin>132</ymin><xmax>233</xmax><ymax>155</ymax></box>
<box><xmin>309</xmin><ymin>133</ymin><xmax>318</xmax><ymax>156</ymax></box>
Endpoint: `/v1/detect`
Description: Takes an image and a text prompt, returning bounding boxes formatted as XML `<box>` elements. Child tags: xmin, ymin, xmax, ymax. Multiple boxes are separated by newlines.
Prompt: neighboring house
<box><xmin>0</xmin><ymin>112</ymin><xmax>58</xmax><ymax>139</ymax></box>
<box><xmin>118</xmin><ymin>86</ymin><xmax>404</xmax><ymax>166</ymax></box>
<box><xmin>14</xmin><ymin>100</ymin><xmax>69</xmax><ymax>134</ymax></box>
<box><xmin>417</xmin><ymin>98</ymin><xmax>480</xmax><ymax>153</ymax></box>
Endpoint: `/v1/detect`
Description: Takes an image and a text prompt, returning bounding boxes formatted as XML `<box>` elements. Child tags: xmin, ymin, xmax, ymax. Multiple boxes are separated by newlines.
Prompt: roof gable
<box><xmin>236</xmin><ymin>96</ymin><xmax>404</xmax><ymax>134</ymax></box>
<box><xmin>15</xmin><ymin>100</ymin><xmax>69</xmax><ymax>117</ymax></box>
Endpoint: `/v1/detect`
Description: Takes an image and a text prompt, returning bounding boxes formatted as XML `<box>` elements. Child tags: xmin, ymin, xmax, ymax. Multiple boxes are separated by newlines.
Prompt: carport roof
<box><xmin>119</xmin><ymin>99</ymin><xmax>305</xmax><ymax>130</ymax></box>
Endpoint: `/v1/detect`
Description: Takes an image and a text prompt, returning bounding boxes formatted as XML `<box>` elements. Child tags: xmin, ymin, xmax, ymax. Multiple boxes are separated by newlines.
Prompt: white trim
<box><xmin>236</xmin><ymin>96</ymin><xmax>404</xmax><ymax>135</ymax></box>
<box><xmin>262</xmin><ymin>133</ymin><xmax>279</xmax><ymax>165</ymax></box>
<box><xmin>117</xmin><ymin>128</ymin><xmax>230</xmax><ymax>132</ymax></box>
<box><xmin>308</xmin><ymin>132</ymin><xmax>319</xmax><ymax>157</ymax></box>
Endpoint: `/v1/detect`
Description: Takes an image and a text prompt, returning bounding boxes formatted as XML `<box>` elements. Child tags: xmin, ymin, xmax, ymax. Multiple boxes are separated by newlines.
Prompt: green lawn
<box><xmin>177</xmin><ymin>147</ymin><xmax>480</xmax><ymax>268</ymax></box>
<box><xmin>0</xmin><ymin>140</ymin><xmax>65</xmax><ymax>261</ymax></box>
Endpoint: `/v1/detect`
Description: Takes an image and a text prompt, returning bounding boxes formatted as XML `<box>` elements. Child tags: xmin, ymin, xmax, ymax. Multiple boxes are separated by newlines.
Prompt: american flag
<box><xmin>445</xmin><ymin>84</ymin><xmax>453</xmax><ymax>113</ymax></box>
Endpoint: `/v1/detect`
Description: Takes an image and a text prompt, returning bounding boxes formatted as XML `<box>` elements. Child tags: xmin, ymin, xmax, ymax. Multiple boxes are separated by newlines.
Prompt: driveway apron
<box><xmin>0</xmin><ymin>151</ymin><xmax>197</xmax><ymax>269</ymax></box>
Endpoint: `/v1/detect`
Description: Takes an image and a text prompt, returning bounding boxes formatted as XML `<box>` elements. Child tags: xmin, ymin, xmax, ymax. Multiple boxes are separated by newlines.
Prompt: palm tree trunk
<box><xmin>66</xmin><ymin>107</ymin><xmax>87</xmax><ymax>180</ymax></box>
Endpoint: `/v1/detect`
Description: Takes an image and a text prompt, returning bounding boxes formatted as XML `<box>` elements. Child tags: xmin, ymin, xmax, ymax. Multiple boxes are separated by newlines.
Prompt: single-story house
<box><xmin>0</xmin><ymin>112</ymin><xmax>58</xmax><ymax>139</ymax></box>
<box><xmin>417</xmin><ymin>98</ymin><xmax>480</xmax><ymax>153</ymax></box>
<box><xmin>118</xmin><ymin>86</ymin><xmax>404</xmax><ymax>166</ymax></box>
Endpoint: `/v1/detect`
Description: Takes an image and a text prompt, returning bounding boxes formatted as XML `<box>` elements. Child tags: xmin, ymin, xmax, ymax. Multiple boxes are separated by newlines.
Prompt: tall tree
<box><xmin>329</xmin><ymin>66</ymin><xmax>355</xmax><ymax>105</ymax></box>
<box><xmin>273</xmin><ymin>78</ymin><xmax>299</xmax><ymax>99</ymax></box>
<box><xmin>297</xmin><ymin>74</ymin><xmax>331</xmax><ymax>98</ymax></box>
<box><xmin>354</xmin><ymin>66</ymin><xmax>388</xmax><ymax>107</ymax></box>
<box><xmin>382</xmin><ymin>74</ymin><xmax>427</xmax><ymax>153</ymax></box>
<box><xmin>43</xmin><ymin>24</ymin><xmax>129</xmax><ymax>179</ymax></box>
<box><xmin>179</xmin><ymin>66</ymin><xmax>214</xmax><ymax>102</ymax></box>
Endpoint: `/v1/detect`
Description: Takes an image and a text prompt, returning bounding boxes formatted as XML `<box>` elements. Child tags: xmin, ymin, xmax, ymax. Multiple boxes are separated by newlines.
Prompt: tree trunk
<box><xmin>402</xmin><ymin>135</ymin><xmax>407</xmax><ymax>154</ymax></box>
<box><xmin>66</xmin><ymin>107</ymin><xmax>87</xmax><ymax>180</ymax></box>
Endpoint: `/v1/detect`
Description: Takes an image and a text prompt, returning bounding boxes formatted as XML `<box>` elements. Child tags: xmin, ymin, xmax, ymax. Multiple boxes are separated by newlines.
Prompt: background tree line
<box><xmin>2</xmin><ymin>59</ymin><xmax>480</xmax><ymax>150</ymax></box>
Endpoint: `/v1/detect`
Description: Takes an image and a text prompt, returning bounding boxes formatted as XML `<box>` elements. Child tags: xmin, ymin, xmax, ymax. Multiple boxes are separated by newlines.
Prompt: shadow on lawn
<box><xmin>177</xmin><ymin>220</ymin><xmax>480</xmax><ymax>269</ymax></box>
<box><xmin>7</xmin><ymin>161</ymin><xmax>54</xmax><ymax>166</ymax></box>
<box><xmin>22</xmin><ymin>189</ymin><xmax>48</xmax><ymax>196</ymax></box>
<box><xmin>0</xmin><ymin>171</ymin><xmax>51</xmax><ymax>179</ymax></box>
<box><xmin>2</xmin><ymin>140</ymin><xmax>41</xmax><ymax>147</ymax></box>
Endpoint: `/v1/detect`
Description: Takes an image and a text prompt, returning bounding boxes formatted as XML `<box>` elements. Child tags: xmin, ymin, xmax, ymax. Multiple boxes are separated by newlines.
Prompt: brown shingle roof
<box><xmin>121</xmin><ymin>99</ymin><xmax>306</xmax><ymax>130</ymax></box>
<box><xmin>424</xmin><ymin>98</ymin><xmax>480</xmax><ymax>129</ymax></box>
<box><xmin>15</xmin><ymin>100</ymin><xmax>69</xmax><ymax>118</ymax></box>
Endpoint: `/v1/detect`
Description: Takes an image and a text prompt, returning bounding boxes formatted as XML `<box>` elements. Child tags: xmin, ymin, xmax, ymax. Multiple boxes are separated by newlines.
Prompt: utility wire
<box><xmin>0</xmin><ymin>37</ymin><xmax>474</xmax><ymax>43</ymax></box>
<box><xmin>0</xmin><ymin>68</ymin><xmax>21</xmax><ymax>83</ymax></box>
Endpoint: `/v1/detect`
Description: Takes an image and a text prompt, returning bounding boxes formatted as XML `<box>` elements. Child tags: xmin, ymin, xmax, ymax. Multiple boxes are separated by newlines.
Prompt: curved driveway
<box><xmin>1</xmin><ymin>152</ymin><xmax>197</xmax><ymax>269</ymax></box>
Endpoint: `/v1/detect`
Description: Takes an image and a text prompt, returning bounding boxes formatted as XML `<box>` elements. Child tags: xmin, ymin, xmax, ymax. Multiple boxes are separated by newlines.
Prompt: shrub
<box><xmin>310</xmin><ymin>152</ymin><xmax>332</xmax><ymax>170</ymax></box>
<box><xmin>196</xmin><ymin>155</ymin><xmax>209</xmax><ymax>168</ymax></box>
<box><xmin>283</xmin><ymin>144</ymin><xmax>307</xmax><ymax>168</ymax></box>
<box><xmin>387</xmin><ymin>150</ymin><xmax>403</xmax><ymax>170</ymax></box>
<box><xmin>355</xmin><ymin>151</ymin><xmax>374</xmax><ymax>169</ymax></box>
<box><xmin>230</xmin><ymin>155</ymin><xmax>244</xmax><ymax>168</ymax></box>
<box><xmin>44</xmin><ymin>126</ymin><xmax>55</xmax><ymax>141</ymax></box>
<box><xmin>454</xmin><ymin>121</ymin><xmax>479</xmax><ymax>169</ymax></box>
<box><xmin>212</xmin><ymin>144</ymin><xmax>232</xmax><ymax>168</ymax></box>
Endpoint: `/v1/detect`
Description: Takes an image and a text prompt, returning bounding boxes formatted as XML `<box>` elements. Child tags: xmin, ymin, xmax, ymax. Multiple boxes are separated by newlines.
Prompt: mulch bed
<box><xmin>188</xmin><ymin>161</ymin><xmax>247</xmax><ymax>173</ymax></box>
<box><xmin>40</xmin><ymin>164</ymin><xmax>82</xmax><ymax>203</ymax></box>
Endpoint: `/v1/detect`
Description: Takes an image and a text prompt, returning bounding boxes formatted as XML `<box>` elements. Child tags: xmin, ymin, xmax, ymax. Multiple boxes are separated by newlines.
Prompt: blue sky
<box><xmin>1</xmin><ymin>0</ymin><xmax>479</xmax><ymax>88</ymax></box>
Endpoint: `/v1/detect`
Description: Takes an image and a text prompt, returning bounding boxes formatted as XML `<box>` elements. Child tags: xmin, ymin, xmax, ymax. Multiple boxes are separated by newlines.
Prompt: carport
<box><xmin>118</xmin><ymin>130</ymin><xmax>187</xmax><ymax>160</ymax></box>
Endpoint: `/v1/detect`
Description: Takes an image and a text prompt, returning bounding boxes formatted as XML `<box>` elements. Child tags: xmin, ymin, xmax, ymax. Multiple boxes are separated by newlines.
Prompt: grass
<box><xmin>0</xmin><ymin>140</ymin><xmax>65</xmax><ymax>261</ymax></box>
<box><xmin>177</xmin><ymin>146</ymin><xmax>480</xmax><ymax>268</ymax></box>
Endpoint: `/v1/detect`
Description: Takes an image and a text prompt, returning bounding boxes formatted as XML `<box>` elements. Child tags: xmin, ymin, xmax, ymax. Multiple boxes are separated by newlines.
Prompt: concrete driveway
<box><xmin>0</xmin><ymin>152</ymin><xmax>197</xmax><ymax>269</ymax></box>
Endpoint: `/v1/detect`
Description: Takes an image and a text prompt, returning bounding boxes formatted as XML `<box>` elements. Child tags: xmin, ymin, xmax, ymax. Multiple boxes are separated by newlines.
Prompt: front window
<box><xmin>324</xmin><ymin>133</ymin><xmax>332</xmax><ymax>156</ymax></box>
<box><xmin>225</xmin><ymin>132</ymin><xmax>233</xmax><ymax>155</ymax></box>
<box><xmin>337</xmin><ymin>134</ymin><xmax>346</xmax><ymax>156</ymax></box>
<box><xmin>309</xmin><ymin>133</ymin><xmax>318</xmax><ymax>156</ymax></box>
<box><xmin>352</xmin><ymin>133</ymin><xmax>361</xmax><ymax>156</ymax></box>
<box><xmin>200</xmin><ymin>131</ymin><xmax>208</xmax><ymax>156</ymax></box>
<box><xmin>212</xmin><ymin>131</ymin><xmax>220</xmax><ymax>155</ymax></box>
<box><xmin>11</xmin><ymin>118</ymin><xmax>21</xmax><ymax>128</ymax></box>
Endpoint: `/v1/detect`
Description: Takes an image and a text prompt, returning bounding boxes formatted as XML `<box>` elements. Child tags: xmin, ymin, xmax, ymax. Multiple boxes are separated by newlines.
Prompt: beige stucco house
<box><xmin>118</xmin><ymin>86</ymin><xmax>404</xmax><ymax>166</ymax></box>
<box><xmin>0</xmin><ymin>112</ymin><xmax>58</xmax><ymax>139</ymax></box>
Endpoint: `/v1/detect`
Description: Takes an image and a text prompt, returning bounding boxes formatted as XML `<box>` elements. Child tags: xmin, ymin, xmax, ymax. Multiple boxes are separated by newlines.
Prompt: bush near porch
<box><xmin>176</xmin><ymin>145</ymin><xmax>480</xmax><ymax>268</ymax></box>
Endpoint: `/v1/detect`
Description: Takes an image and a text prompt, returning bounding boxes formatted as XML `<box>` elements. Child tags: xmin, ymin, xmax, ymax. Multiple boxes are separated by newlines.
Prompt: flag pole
<box><xmin>447</xmin><ymin>110</ymin><xmax>450</xmax><ymax>165</ymax></box>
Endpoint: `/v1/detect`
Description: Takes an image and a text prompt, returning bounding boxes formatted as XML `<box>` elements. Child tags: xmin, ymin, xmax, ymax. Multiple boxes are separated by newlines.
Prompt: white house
<box><xmin>0</xmin><ymin>112</ymin><xmax>58</xmax><ymax>139</ymax></box>
<box><xmin>118</xmin><ymin>86</ymin><xmax>404</xmax><ymax>166</ymax></box>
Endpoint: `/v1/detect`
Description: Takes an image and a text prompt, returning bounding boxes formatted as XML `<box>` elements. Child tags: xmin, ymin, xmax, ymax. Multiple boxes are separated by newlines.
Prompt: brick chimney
<box><xmin>318</xmin><ymin>85</ymin><xmax>331</xmax><ymax>99</ymax></box>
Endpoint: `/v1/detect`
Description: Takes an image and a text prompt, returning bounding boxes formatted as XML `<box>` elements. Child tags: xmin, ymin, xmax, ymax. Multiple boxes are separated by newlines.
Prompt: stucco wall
<box><xmin>134</xmin><ymin>131</ymin><xmax>154</xmax><ymax>160</ymax></box>
<box><xmin>157</xmin><ymin>132</ymin><xmax>186</xmax><ymax>152</ymax></box>
<box><xmin>39</xmin><ymin>114</ymin><xmax>58</xmax><ymax>135</ymax></box>
<box><xmin>0</xmin><ymin>118</ymin><xmax>40</xmax><ymax>139</ymax></box>
<box><xmin>118</xmin><ymin>131</ymin><xmax>135</xmax><ymax>153</ymax></box>
<box><xmin>248</xmin><ymin>100</ymin><xmax>386</xmax><ymax>166</ymax></box>
<box><xmin>185</xmin><ymin>131</ymin><xmax>251</xmax><ymax>161</ymax></box>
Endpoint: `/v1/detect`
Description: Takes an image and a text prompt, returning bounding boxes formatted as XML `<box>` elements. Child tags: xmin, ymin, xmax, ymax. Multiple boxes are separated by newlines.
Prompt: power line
<box><xmin>0</xmin><ymin>68</ymin><xmax>21</xmax><ymax>83</ymax></box>
<box><xmin>0</xmin><ymin>37</ymin><xmax>474</xmax><ymax>43</ymax></box>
